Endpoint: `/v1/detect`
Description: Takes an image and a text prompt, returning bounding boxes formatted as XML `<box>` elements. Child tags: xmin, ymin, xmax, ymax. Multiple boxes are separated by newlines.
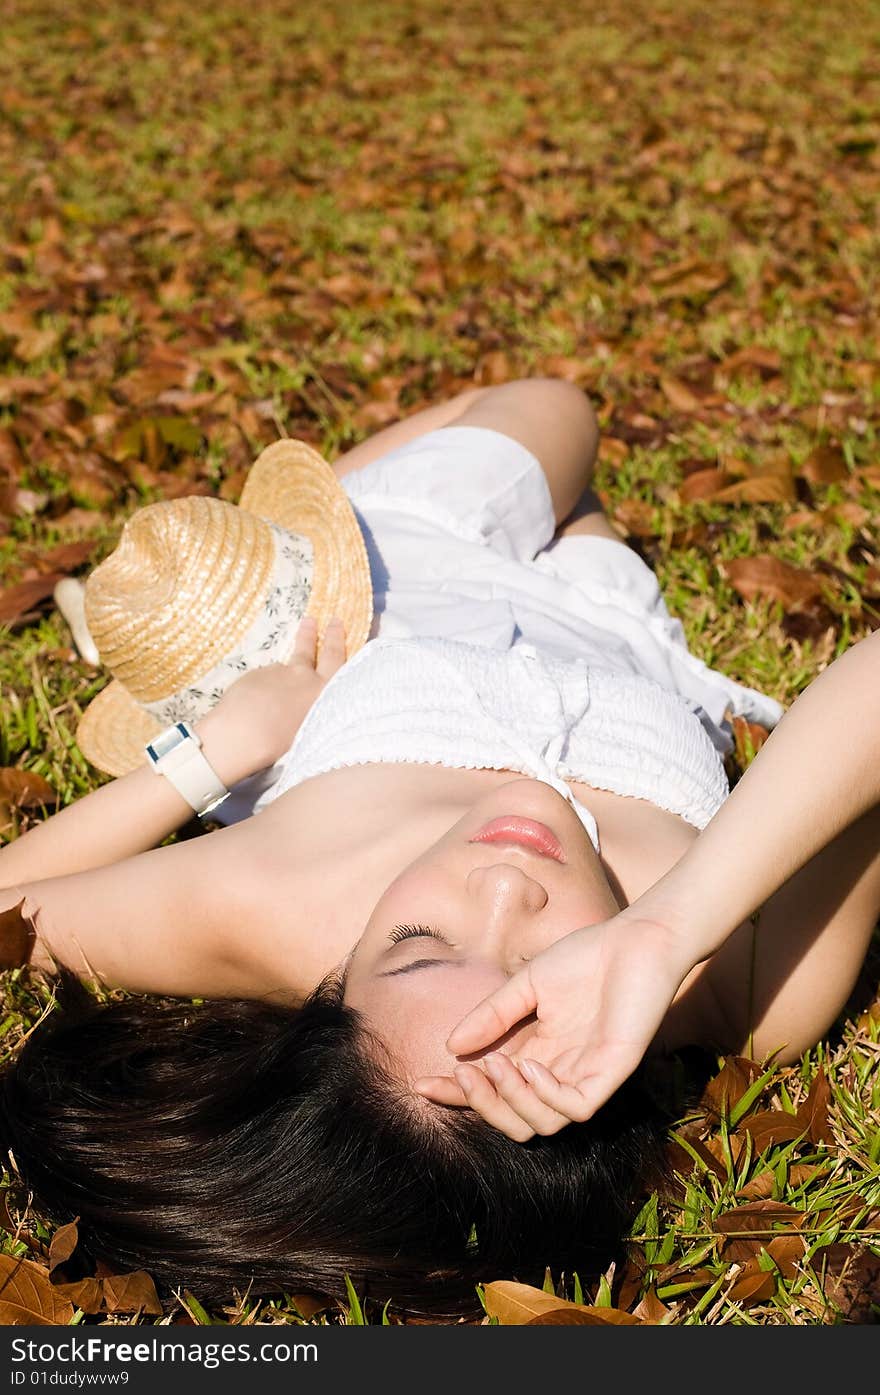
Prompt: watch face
<box><xmin>147</xmin><ymin>722</ymin><xmax>191</xmax><ymax>762</ymax></box>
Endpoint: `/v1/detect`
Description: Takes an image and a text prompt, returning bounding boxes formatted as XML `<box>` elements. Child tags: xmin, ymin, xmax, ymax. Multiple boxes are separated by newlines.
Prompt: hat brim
<box><xmin>239</xmin><ymin>439</ymin><xmax>373</xmax><ymax>658</ymax></box>
<box><xmin>76</xmin><ymin>438</ymin><xmax>373</xmax><ymax>778</ymax></box>
<box><xmin>77</xmin><ymin>680</ymin><xmax>165</xmax><ymax>778</ymax></box>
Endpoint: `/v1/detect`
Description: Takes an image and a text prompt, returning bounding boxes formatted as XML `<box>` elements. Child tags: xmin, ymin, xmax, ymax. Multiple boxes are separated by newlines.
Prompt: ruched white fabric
<box><xmin>247</xmin><ymin>637</ymin><xmax>745</xmax><ymax>851</ymax></box>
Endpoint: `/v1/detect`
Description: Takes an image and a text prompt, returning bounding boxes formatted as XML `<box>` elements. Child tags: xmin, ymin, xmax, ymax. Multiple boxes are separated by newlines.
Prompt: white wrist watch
<box><xmin>144</xmin><ymin>721</ymin><xmax>230</xmax><ymax>818</ymax></box>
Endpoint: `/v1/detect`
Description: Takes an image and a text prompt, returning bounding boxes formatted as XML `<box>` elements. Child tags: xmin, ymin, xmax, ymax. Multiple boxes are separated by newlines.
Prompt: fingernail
<box><xmin>520</xmin><ymin>1060</ymin><xmax>538</xmax><ymax>1082</ymax></box>
<box><xmin>484</xmin><ymin>1054</ymin><xmax>503</xmax><ymax>1080</ymax></box>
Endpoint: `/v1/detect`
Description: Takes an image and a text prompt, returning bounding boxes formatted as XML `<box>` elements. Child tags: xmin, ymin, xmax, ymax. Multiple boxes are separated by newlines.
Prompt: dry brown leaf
<box><xmin>613</xmin><ymin>499</ymin><xmax>656</xmax><ymax>537</ymax></box>
<box><xmin>679</xmin><ymin>468</ymin><xmax>731</xmax><ymax>502</ymax></box>
<box><xmin>798</xmin><ymin>445</ymin><xmax>849</xmax><ymax>485</ymax></box>
<box><xmin>632</xmin><ymin>1289</ymin><xmax>671</xmax><ymax>1323</ymax></box>
<box><xmin>701</xmin><ymin>1055</ymin><xmax>763</xmax><ymax>1120</ymax></box>
<box><xmin>728</xmin><ymin>1267</ymin><xmax>776</xmax><ymax>1303</ymax></box>
<box><xmin>710</xmin><ymin>475</ymin><xmax>797</xmax><ymax>504</ymax></box>
<box><xmin>820</xmin><ymin>1247</ymin><xmax>880</xmax><ymax>1322</ymax></box>
<box><xmin>0</xmin><ymin>895</ymin><xmax>36</xmax><ymax>969</ymax></box>
<box><xmin>765</xmin><ymin>1234</ymin><xmax>807</xmax><ymax>1279</ymax></box>
<box><xmin>721</xmin><ymin>346</ymin><xmax>782</xmax><ymax>378</ymax></box>
<box><xmin>795</xmin><ymin>1067</ymin><xmax>834</xmax><ymax>1145</ymax></box>
<box><xmin>716</xmin><ymin>1200</ymin><xmax>804</xmax><ymax>1263</ymax></box>
<box><xmin>724</xmin><ymin>555</ymin><xmax>822</xmax><ymax>608</ymax></box>
<box><xmin>482</xmin><ymin>1281</ymin><xmax>639</xmax><ymax>1325</ymax></box>
<box><xmin>48</xmin><ymin>1219</ymin><xmax>80</xmax><ymax>1275</ymax></box>
<box><xmin>739</xmin><ymin>1164</ymin><xmax>823</xmax><ymax>1201</ymax></box>
<box><xmin>291</xmin><ymin>1292</ymin><xmax>332</xmax><ymax>1320</ymax></box>
<box><xmin>731</xmin><ymin>716</ymin><xmax>771</xmax><ymax>766</ymax></box>
<box><xmin>474</xmin><ymin>351</ymin><xmax>514</xmax><ymax>386</ymax></box>
<box><xmin>53</xmin><ymin>1277</ymin><xmax>104</xmax><ymax>1313</ymax></box>
<box><xmin>598</xmin><ymin>437</ymin><xmax>630</xmax><ymax>467</ymax></box>
<box><xmin>528</xmin><ymin>1306</ymin><xmax>643</xmax><ymax>1326</ymax></box>
<box><xmin>101</xmin><ymin>1269</ymin><xmax>163</xmax><ymax>1315</ymax></box>
<box><xmin>483</xmin><ymin>1281</ymin><xmax>574</xmax><ymax>1324</ymax></box>
<box><xmin>715</xmin><ymin>1200</ymin><xmax>803</xmax><ymax>1235</ymax></box>
<box><xmin>0</xmin><ymin>573</ymin><xmax>66</xmax><ymax>625</ymax></box>
<box><xmin>0</xmin><ymin>1254</ymin><xmax>75</xmax><ymax>1325</ymax></box>
<box><xmin>738</xmin><ymin>1109</ymin><xmax>805</xmax><ymax>1151</ymax></box>
<box><xmin>0</xmin><ymin>768</ymin><xmax>57</xmax><ymax>809</ymax></box>
<box><xmin>660</xmin><ymin>376</ymin><xmax>701</xmax><ymax>412</ymax></box>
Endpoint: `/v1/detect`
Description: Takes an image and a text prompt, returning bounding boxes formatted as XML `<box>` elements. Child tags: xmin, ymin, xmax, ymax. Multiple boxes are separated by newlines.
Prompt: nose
<box><xmin>465</xmin><ymin>861</ymin><xmax>549</xmax><ymax>969</ymax></box>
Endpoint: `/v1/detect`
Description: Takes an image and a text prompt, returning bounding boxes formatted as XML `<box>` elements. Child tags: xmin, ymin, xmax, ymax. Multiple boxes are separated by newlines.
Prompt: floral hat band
<box><xmin>75</xmin><ymin>438</ymin><xmax>373</xmax><ymax>778</ymax></box>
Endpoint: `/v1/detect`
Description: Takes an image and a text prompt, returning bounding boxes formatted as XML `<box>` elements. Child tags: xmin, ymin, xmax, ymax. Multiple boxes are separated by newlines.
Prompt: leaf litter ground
<box><xmin>0</xmin><ymin>0</ymin><xmax>879</xmax><ymax>1326</ymax></box>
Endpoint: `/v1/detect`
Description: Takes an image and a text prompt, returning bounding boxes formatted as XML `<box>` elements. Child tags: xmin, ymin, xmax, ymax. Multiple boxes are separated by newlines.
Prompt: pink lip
<box><xmin>469</xmin><ymin>817</ymin><xmax>566</xmax><ymax>863</ymax></box>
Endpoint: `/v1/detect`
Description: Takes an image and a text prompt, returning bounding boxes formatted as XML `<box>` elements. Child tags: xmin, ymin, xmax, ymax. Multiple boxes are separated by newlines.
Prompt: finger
<box><xmin>482</xmin><ymin>1053</ymin><xmax>571</xmax><ymax>1136</ymax></box>
<box><xmin>452</xmin><ymin>1063</ymin><xmax>535</xmax><ymax>1142</ymax></box>
<box><xmin>317</xmin><ymin>616</ymin><xmax>346</xmax><ymax>676</ymax></box>
<box><xmin>446</xmin><ymin>970</ymin><xmax>538</xmax><ymax>1055</ymax></box>
<box><xmin>290</xmin><ymin>615</ymin><xmax>319</xmax><ymax>666</ymax></box>
<box><xmin>518</xmin><ymin>1058</ymin><xmax>597</xmax><ymax>1124</ymax></box>
<box><xmin>412</xmin><ymin>1074</ymin><xmax>469</xmax><ymax>1107</ymax></box>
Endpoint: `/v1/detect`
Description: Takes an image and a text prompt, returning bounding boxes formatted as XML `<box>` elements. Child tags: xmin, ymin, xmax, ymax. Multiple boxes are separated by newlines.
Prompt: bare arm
<box><xmin>417</xmin><ymin>630</ymin><xmax>880</xmax><ymax>1134</ymax></box>
<box><xmin>635</xmin><ymin>629</ymin><xmax>880</xmax><ymax>966</ymax></box>
<box><xmin>0</xmin><ymin>619</ymin><xmax>345</xmax><ymax>995</ymax></box>
<box><xmin>0</xmin><ymin>707</ymin><xmax>260</xmax><ymax>891</ymax></box>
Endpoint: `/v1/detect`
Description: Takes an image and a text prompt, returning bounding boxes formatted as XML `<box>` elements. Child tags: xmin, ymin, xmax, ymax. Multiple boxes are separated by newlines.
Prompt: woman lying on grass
<box><xmin>0</xmin><ymin>378</ymin><xmax>878</xmax><ymax>1317</ymax></box>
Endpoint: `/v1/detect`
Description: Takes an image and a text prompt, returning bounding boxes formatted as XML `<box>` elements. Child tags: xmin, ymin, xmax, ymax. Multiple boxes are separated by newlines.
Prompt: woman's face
<box><xmin>343</xmin><ymin>778</ymin><xmax>621</xmax><ymax>1081</ymax></box>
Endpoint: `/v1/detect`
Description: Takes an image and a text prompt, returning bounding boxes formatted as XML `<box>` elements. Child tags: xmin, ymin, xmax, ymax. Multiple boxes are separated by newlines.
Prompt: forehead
<box><xmin>348</xmin><ymin>959</ymin><xmax>535</xmax><ymax>1080</ymax></box>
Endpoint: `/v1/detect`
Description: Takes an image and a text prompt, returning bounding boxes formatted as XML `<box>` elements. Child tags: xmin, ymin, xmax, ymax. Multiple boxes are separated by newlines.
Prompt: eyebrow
<box><xmin>378</xmin><ymin>958</ymin><xmax>464</xmax><ymax>979</ymax></box>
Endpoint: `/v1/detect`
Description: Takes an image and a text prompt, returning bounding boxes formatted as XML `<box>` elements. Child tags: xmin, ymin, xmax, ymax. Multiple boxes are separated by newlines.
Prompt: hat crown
<box><xmin>84</xmin><ymin>495</ymin><xmax>277</xmax><ymax>701</ymax></box>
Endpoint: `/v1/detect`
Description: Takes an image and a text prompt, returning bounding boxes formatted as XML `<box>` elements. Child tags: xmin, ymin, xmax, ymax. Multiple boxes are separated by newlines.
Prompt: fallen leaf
<box><xmin>48</xmin><ymin>1219</ymin><xmax>80</xmax><ymax>1276</ymax></box>
<box><xmin>723</xmin><ymin>556</ymin><xmax>823</xmax><ymax>607</ymax></box>
<box><xmin>53</xmin><ymin>1278</ymin><xmax>104</xmax><ymax>1313</ymax></box>
<box><xmin>715</xmin><ymin>1200</ymin><xmax>804</xmax><ymax>1262</ymax></box>
<box><xmin>679</xmin><ymin>468</ymin><xmax>731</xmax><ymax>502</ymax></box>
<box><xmin>659</xmin><ymin>376</ymin><xmax>701</xmax><ymax>412</ymax></box>
<box><xmin>482</xmin><ymin>1281</ymin><xmax>640</xmax><ymax>1325</ymax></box>
<box><xmin>738</xmin><ymin>1109</ymin><xmax>805</xmax><ymax>1151</ymax></box>
<box><xmin>474</xmin><ymin>351</ymin><xmax>513</xmax><ymax>386</ymax></box>
<box><xmin>710</xmin><ymin>475</ymin><xmax>797</xmax><ymax>504</ymax></box>
<box><xmin>728</xmin><ymin>1267</ymin><xmax>776</xmax><ymax>1303</ymax></box>
<box><xmin>0</xmin><ymin>769</ymin><xmax>58</xmax><ymax>809</ymax></box>
<box><xmin>101</xmin><ymin>1270</ymin><xmax>163</xmax><ymax>1315</ymax></box>
<box><xmin>632</xmin><ymin>1289</ymin><xmax>671</xmax><ymax>1323</ymax></box>
<box><xmin>721</xmin><ymin>346</ymin><xmax>782</xmax><ymax>378</ymax></box>
<box><xmin>731</xmin><ymin>716</ymin><xmax>771</xmax><ymax>766</ymax></box>
<box><xmin>0</xmin><ymin>573</ymin><xmax>66</xmax><ymax>625</ymax></box>
<box><xmin>0</xmin><ymin>895</ymin><xmax>36</xmax><ymax>969</ymax></box>
<box><xmin>795</xmin><ymin>1067</ymin><xmax>834</xmax><ymax>1145</ymax></box>
<box><xmin>291</xmin><ymin>1292</ymin><xmax>332</xmax><ymax>1320</ymax></box>
<box><xmin>0</xmin><ymin>1254</ymin><xmax>75</xmax><ymax>1325</ymax></box>
<box><xmin>701</xmin><ymin>1055</ymin><xmax>763</xmax><ymax>1120</ymax></box>
<box><xmin>798</xmin><ymin>445</ymin><xmax>849</xmax><ymax>485</ymax></box>
<box><xmin>528</xmin><ymin>1306</ymin><xmax>643</xmax><ymax>1326</ymax></box>
<box><xmin>715</xmin><ymin>1200</ymin><xmax>803</xmax><ymax>1235</ymax></box>
<box><xmin>820</xmin><ymin>1247</ymin><xmax>880</xmax><ymax>1322</ymax></box>
<box><xmin>613</xmin><ymin>499</ymin><xmax>656</xmax><ymax>537</ymax></box>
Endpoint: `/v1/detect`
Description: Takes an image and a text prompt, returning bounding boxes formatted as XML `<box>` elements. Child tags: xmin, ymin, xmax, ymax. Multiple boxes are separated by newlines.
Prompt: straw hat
<box><xmin>76</xmin><ymin>438</ymin><xmax>373</xmax><ymax>778</ymax></box>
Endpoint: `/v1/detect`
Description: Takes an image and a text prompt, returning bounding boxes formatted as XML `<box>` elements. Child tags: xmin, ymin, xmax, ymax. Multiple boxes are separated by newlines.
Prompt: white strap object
<box><xmin>53</xmin><ymin>578</ymin><xmax>101</xmax><ymax>666</ymax></box>
<box><xmin>144</xmin><ymin>722</ymin><xmax>230</xmax><ymax>817</ymax></box>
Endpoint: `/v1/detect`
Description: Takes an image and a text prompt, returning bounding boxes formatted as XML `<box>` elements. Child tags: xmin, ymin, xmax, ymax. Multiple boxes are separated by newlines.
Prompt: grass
<box><xmin>0</xmin><ymin>0</ymin><xmax>879</xmax><ymax>1326</ymax></box>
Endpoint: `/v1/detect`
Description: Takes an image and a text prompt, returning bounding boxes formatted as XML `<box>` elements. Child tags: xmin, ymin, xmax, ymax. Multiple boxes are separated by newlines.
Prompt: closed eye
<box><xmin>388</xmin><ymin>923</ymin><xmax>452</xmax><ymax>945</ymax></box>
<box><xmin>380</xmin><ymin>923</ymin><xmax>458</xmax><ymax>978</ymax></box>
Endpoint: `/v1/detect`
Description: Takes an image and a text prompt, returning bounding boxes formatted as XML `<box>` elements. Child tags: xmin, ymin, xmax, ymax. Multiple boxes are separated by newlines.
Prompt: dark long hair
<box><xmin>1</xmin><ymin>972</ymin><xmax>667</xmax><ymax>1317</ymax></box>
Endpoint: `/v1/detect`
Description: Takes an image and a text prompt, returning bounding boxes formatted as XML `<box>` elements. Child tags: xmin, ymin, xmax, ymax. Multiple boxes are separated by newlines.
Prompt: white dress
<box><xmin>215</xmin><ymin>425</ymin><xmax>784</xmax><ymax>847</ymax></box>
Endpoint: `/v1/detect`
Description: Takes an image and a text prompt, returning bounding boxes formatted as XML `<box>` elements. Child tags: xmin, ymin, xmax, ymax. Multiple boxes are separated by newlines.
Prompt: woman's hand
<box><xmin>196</xmin><ymin>616</ymin><xmax>347</xmax><ymax>784</ymax></box>
<box><xmin>414</xmin><ymin>916</ymin><xmax>692</xmax><ymax>1141</ymax></box>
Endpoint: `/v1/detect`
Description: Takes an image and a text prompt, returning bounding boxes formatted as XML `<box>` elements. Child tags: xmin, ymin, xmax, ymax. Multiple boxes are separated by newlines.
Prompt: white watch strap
<box><xmin>145</xmin><ymin>722</ymin><xmax>230</xmax><ymax>817</ymax></box>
